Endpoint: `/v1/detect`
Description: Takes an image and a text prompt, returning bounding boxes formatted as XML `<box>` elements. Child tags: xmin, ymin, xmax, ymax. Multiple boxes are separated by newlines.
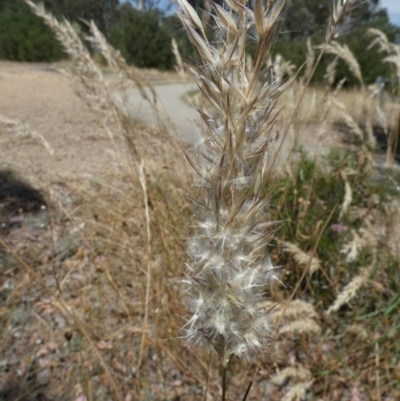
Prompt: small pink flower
<box><xmin>330</xmin><ymin>223</ymin><xmax>349</xmax><ymax>233</ymax></box>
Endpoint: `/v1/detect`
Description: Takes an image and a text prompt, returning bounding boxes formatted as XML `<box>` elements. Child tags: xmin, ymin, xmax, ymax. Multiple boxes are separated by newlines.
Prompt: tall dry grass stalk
<box><xmin>300</xmin><ymin>38</ymin><xmax>315</xmax><ymax>86</ymax></box>
<box><xmin>326</xmin><ymin>261</ymin><xmax>375</xmax><ymax>314</ymax></box>
<box><xmin>368</xmin><ymin>28</ymin><xmax>400</xmax><ymax>81</ymax></box>
<box><xmin>25</xmin><ymin>0</ymin><xmax>140</xmax><ymax>159</ymax></box>
<box><xmin>323</xmin><ymin>40</ymin><xmax>381</xmax><ymax>151</ymax></box>
<box><xmin>172</xmin><ymin>38</ymin><xmax>186</xmax><ymax>83</ymax></box>
<box><xmin>23</xmin><ymin>1</ymin><xmax>188</xmax><ymax>393</ymax></box>
<box><xmin>86</xmin><ymin>19</ymin><xmax>180</xmax><ymax>137</ymax></box>
<box><xmin>278</xmin><ymin>240</ymin><xmax>321</xmax><ymax>274</ymax></box>
<box><xmin>25</xmin><ymin>0</ymin><xmax>180</xmax><ymax>164</ymax></box>
<box><xmin>177</xmin><ymin>0</ymin><xmax>290</xmax><ymax>367</ymax></box>
<box><xmin>368</xmin><ymin>28</ymin><xmax>400</xmax><ymax>164</ymax></box>
<box><xmin>324</xmin><ymin>41</ymin><xmax>364</xmax><ymax>86</ymax></box>
<box><xmin>270</xmin><ymin>0</ymin><xmax>359</xmax><ymax>170</ymax></box>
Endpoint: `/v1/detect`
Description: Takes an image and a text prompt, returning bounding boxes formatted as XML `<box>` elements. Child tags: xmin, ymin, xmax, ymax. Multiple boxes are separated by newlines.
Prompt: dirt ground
<box><xmin>0</xmin><ymin>62</ymin><xmax>177</xmax><ymax>401</ymax></box>
<box><xmin>0</xmin><ymin>61</ymin><xmax>119</xmax><ymax>181</ymax></box>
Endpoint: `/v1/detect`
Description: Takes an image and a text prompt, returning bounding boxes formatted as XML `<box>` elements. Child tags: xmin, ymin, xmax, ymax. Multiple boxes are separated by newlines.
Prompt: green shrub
<box><xmin>0</xmin><ymin>0</ymin><xmax>63</xmax><ymax>62</ymax></box>
<box><xmin>110</xmin><ymin>5</ymin><xmax>174</xmax><ymax>70</ymax></box>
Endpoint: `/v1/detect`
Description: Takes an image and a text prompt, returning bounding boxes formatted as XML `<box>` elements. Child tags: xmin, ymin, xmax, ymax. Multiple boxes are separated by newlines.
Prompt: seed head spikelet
<box><xmin>368</xmin><ymin>28</ymin><xmax>400</xmax><ymax>81</ymax></box>
<box><xmin>178</xmin><ymin>0</ymin><xmax>290</xmax><ymax>362</ymax></box>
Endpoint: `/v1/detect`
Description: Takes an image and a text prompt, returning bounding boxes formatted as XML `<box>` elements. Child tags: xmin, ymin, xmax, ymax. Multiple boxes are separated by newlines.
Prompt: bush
<box><xmin>0</xmin><ymin>0</ymin><xmax>64</xmax><ymax>62</ymax></box>
<box><xmin>110</xmin><ymin>5</ymin><xmax>174</xmax><ymax>70</ymax></box>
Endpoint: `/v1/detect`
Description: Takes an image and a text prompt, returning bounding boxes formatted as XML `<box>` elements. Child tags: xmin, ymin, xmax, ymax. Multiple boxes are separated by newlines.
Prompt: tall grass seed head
<box><xmin>178</xmin><ymin>0</ymin><xmax>289</xmax><ymax>361</ymax></box>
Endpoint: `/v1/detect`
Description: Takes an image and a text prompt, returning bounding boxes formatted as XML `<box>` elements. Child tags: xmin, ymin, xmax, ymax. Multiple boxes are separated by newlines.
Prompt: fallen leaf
<box><xmin>112</xmin><ymin>360</ymin><xmax>126</xmax><ymax>373</ymax></box>
<box><xmin>96</xmin><ymin>340</ymin><xmax>113</xmax><ymax>350</ymax></box>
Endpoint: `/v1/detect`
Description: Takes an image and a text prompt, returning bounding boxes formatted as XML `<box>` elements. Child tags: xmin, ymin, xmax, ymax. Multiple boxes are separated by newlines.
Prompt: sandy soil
<box><xmin>0</xmin><ymin>62</ymin><xmax>118</xmax><ymax>181</ymax></box>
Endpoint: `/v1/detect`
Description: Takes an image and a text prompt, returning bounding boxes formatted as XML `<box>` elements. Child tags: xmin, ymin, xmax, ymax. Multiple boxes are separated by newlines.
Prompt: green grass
<box><xmin>266</xmin><ymin>148</ymin><xmax>400</xmax><ymax>306</ymax></box>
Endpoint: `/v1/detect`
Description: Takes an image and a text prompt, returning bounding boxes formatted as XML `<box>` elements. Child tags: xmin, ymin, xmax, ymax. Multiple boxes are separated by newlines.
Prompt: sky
<box><xmin>380</xmin><ymin>0</ymin><xmax>400</xmax><ymax>26</ymax></box>
<box><xmin>149</xmin><ymin>0</ymin><xmax>400</xmax><ymax>25</ymax></box>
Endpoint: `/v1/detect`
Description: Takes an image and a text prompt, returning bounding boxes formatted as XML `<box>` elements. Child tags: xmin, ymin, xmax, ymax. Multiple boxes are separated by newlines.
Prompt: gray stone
<box><xmin>37</xmin><ymin>368</ymin><xmax>51</xmax><ymax>386</ymax></box>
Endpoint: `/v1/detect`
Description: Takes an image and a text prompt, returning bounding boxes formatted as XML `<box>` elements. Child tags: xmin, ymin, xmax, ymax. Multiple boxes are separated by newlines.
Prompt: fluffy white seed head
<box><xmin>179</xmin><ymin>0</ymin><xmax>289</xmax><ymax>361</ymax></box>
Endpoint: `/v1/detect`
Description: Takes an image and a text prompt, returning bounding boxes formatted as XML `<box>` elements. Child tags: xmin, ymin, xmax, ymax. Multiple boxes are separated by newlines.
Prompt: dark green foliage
<box><xmin>279</xmin><ymin>0</ymin><xmax>387</xmax><ymax>38</ymax></box>
<box><xmin>164</xmin><ymin>15</ymin><xmax>201</xmax><ymax>65</ymax></box>
<box><xmin>109</xmin><ymin>5</ymin><xmax>174</xmax><ymax>69</ymax></box>
<box><xmin>0</xmin><ymin>0</ymin><xmax>63</xmax><ymax>62</ymax></box>
<box><xmin>42</xmin><ymin>0</ymin><xmax>119</xmax><ymax>36</ymax></box>
<box><xmin>271</xmin><ymin>0</ymin><xmax>400</xmax><ymax>86</ymax></box>
<box><xmin>272</xmin><ymin>22</ymin><xmax>399</xmax><ymax>86</ymax></box>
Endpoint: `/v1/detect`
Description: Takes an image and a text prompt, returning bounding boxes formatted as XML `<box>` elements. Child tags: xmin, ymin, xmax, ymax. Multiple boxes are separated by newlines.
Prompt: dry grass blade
<box><xmin>177</xmin><ymin>0</ymin><xmax>205</xmax><ymax>34</ymax></box>
<box><xmin>24</xmin><ymin>0</ymin><xmax>145</xmax><ymax>163</ymax></box>
<box><xmin>25</xmin><ymin>1</ymin><xmax>111</xmax><ymax>113</ymax></box>
<box><xmin>25</xmin><ymin>0</ymin><xmax>175</xmax><ymax>162</ymax></box>
<box><xmin>136</xmin><ymin>160</ymin><xmax>153</xmax><ymax>374</ymax></box>
<box><xmin>279</xmin><ymin>318</ymin><xmax>321</xmax><ymax>335</ymax></box>
<box><xmin>281</xmin><ymin>380</ymin><xmax>314</xmax><ymax>401</ymax></box>
<box><xmin>267</xmin><ymin>0</ymin><xmax>358</xmax><ymax>174</ymax></box>
<box><xmin>87</xmin><ymin>20</ymin><xmax>182</xmax><ymax>157</ymax></box>
<box><xmin>326</xmin><ymin>261</ymin><xmax>375</xmax><ymax>314</ymax></box>
<box><xmin>262</xmin><ymin>300</ymin><xmax>320</xmax><ymax>337</ymax></box>
<box><xmin>339</xmin><ymin>177</ymin><xmax>352</xmax><ymax>219</ymax></box>
<box><xmin>324</xmin><ymin>56</ymin><xmax>339</xmax><ymax>86</ymax></box>
<box><xmin>277</xmin><ymin>300</ymin><xmax>318</xmax><ymax>320</ymax></box>
<box><xmin>367</xmin><ymin>28</ymin><xmax>393</xmax><ymax>53</ymax></box>
<box><xmin>274</xmin><ymin>54</ymin><xmax>296</xmax><ymax>82</ymax></box>
<box><xmin>333</xmin><ymin>98</ymin><xmax>365</xmax><ymax>141</ymax></box>
<box><xmin>172</xmin><ymin>38</ymin><xmax>186</xmax><ymax>82</ymax></box>
<box><xmin>0</xmin><ymin>114</ymin><xmax>54</xmax><ymax>156</ymax></box>
<box><xmin>368</xmin><ymin>28</ymin><xmax>400</xmax><ymax>81</ymax></box>
<box><xmin>328</xmin><ymin>0</ymin><xmax>357</xmax><ymax>39</ymax></box>
<box><xmin>86</xmin><ymin>20</ymin><xmax>158</xmax><ymax>108</ymax></box>
<box><xmin>278</xmin><ymin>240</ymin><xmax>321</xmax><ymax>274</ymax></box>
<box><xmin>301</xmin><ymin>38</ymin><xmax>315</xmax><ymax>85</ymax></box>
<box><xmin>270</xmin><ymin>366</ymin><xmax>312</xmax><ymax>385</ymax></box>
<box><xmin>324</xmin><ymin>41</ymin><xmax>364</xmax><ymax>86</ymax></box>
<box><xmin>273</xmin><ymin>206</ymin><xmax>337</xmax><ymax>339</ymax></box>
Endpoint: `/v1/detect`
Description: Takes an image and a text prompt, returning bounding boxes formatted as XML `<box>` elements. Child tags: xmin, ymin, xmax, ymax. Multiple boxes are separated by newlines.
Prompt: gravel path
<box><xmin>125</xmin><ymin>82</ymin><xmax>295</xmax><ymax>167</ymax></box>
<box><xmin>125</xmin><ymin>83</ymin><xmax>198</xmax><ymax>138</ymax></box>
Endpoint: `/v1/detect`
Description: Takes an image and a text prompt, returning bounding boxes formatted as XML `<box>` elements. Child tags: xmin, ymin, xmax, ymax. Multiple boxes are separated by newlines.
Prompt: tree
<box><xmin>280</xmin><ymin>0</ymin><xmax>388</xmax><ymax>39</ymax></box>
<box><xmin>42</xmin><ymin>0</ymin><xmax>120</xmax><ymax>36</ymax></box>
<box><xmin>272</xmin><ymin>0</ymin><xmax>399</xmax><ymax>85</ymax></box>
<box><xmin>0</xmin><ymin>0</ymin><xmax>63</xmax><ymax>62</ymax></box>
<box><xmin>109</xmin><ymin>4</ymin><xmax>174</xmax><ymax>69</ymax></box>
